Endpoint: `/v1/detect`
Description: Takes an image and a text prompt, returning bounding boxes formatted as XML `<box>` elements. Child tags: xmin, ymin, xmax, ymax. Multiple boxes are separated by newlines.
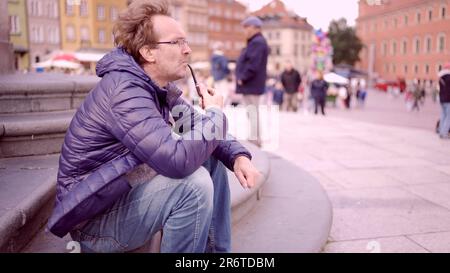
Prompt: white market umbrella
<box><xmin>51</xmin><ymin>60</ymin><xmax>82</xmax><ymax>69</ymax></box>
<box><xmin>324</xmin><ymin>72</ymin><xmax>349</xmax><ymax>84</ymax></box>
<box><xmin>33</xmin><ymin>59</ymin><xmax>81</xmax><ymax>69</ymax></box>
<box><xmin>190</xmin><ymin>61</ymin><xmax>210</xmax><ymax>70</ymax></box>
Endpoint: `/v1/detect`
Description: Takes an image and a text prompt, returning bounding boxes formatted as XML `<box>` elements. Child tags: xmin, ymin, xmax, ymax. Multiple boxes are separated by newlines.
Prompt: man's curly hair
<box><xmin>113</xmin><ymin>0</ymin><xmax>170</xmax><ymax>64</ymax></box>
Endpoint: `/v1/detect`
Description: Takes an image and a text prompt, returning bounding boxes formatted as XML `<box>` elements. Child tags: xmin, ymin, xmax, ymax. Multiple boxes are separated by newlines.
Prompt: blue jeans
<box><xmin>440</xmin><ymin>103</ymin><xmax>450</xmax><ymax>138</ymax></box>
<box><xmin>70</xmin><ymin>157</ymin><xmax>231</xmax><ymax>253</ymax></box>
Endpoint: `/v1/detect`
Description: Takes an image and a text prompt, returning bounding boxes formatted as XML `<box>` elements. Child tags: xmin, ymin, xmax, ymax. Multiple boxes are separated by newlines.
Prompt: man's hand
<box><xmin>237</xmin><ymin>80</ymin><xmax>243</xmax><ymax>86</ymax></box>
<box><xmin>198</xmin><ymin>83</ymin><xmax>223</xmax><ymax>110</ymax></box>
<box><xmin>233</xmin><ymin>156</ymin><xmax>260</xmax><ymax>189</ymax></box>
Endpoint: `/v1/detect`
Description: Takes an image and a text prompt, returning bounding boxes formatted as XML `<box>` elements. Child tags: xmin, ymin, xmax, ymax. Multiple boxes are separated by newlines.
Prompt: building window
<box><xmin>402</xmin><ymin>39</ymin><xmax>407</xmax><ymax>54</ymax></box>
<box><xmin>393</xmin><ymin>18</ymin><xmax>398</xmax><ymax>28</ymax></box>
<box><xmin>414</xmin><ymin>38</ymin><xmax>420</xmax><ymax>54</ymax></box>
<box><xmin>111</xmin><ymin>7</ymin><xmax>118</xmax><ymax>21</ymax></box>
<box><xmin>80</xmin><ymin>26</ymin><xmax>89</xmax><ymax>42</ymax></box>
<box><xmin>29</xmin><ymin>0</ymin><xmax>37</xmax><ymax>16</ymax></box>
<box><xmin>30</xmin><ymin>26</ymin><xmax>36</xmax><ymax>42</ymax></box>
<box><xmin>392</xmin><ymin>64</ymin><xmax>396</xmax><ymax>73</ymax></box>
<box><xmin>38</xmin><ymin>1</ymin><xmax>43</xmax><ymax>16</ymax></box>
<box><xmin>404</xmin><ymin>65</ymin><xmax>408</xmax><ymax>74</ymax></box>
<box><xmin>66</xmin><ymin>0</ymin><xmax>74</xmax><ymax>16</ymax></box>
<box><xmin>425</xmin><ymin>36</ymin><xmax>432</xmax><ymax>53</ymax></box>
<box><xmin>47</xmin><ymin>27</ymin><xmax>53</xmax><ymax>44</ymax></box>
<box><xmin>98</xmin><ymin>29</ymin><xmax>106</xmax><ymax>43</ymax></box>
<box><xmin>52</xmin><ymin>1</ymin><xmax>58</xmax><ymax>18</ymax></box>
<box><xmin>404</xmin><ymin>15</ymin><xmax>408</xmax><ymax>25</ymax></box>
<box><xmin>438</xmin><ymin>34</ymin><xmax>446</xmax><ymax>53</ymax></box>
<box><xmin>97</xmin><ymin>5</ymin><xmax>106</xmax><ymax>21</ymax></box>
<box><xmin>29</xmin><ymin>0</ymin><xmax>34</xmax><ymax>16</ymax></box>
<box><xmin>48</xmin><ymin>26</ymin><xmax>59</xmax><ymax>44</ymax></box>
<box><xmin>416</xmin><ymin>11</ymin><xmax>421</xmax><ymax>24</ymax></box>
<box><xmin>428</xmin><ymin>9</ymin><xmax>433</xmax><ymax>21</ymax></box>
<box><xmin>414</xmin><ymin>65</ymin><xmax>419</xmax><ymax>74</ymax></box>
<box><xmin>425</xmin><ymin>64</ymin><xmax>430</xmax><ymax>74</ymax></box>
<box><xmin>385</xmin><ymin>64</ymin><xmax>389</xmax><ymax>73</ymax></box>
<box><xmin>80</xmin><ymin>0</ymin><xmax>88</xmax><ymax>17</ymax></box>
<box><xmin>392</xmin><ymin>41</ymin><xmax>397</xmax><ymax>55</ymax></box>
<box><xmin>66</xmin><ymin>25</ymin><xmax>75</xmax><ymax>41</ymax></box>
<box><xmin>9</xmin><ymin>15</ymin><xmax>20</xmax><ymax>34</ymax></box>
<box><xmin>442</xmin><ymin>6</ymin><xmax>446</xmax><ymax>19</ymax></box>
<box><xmin>46</xmin><ymin>2</ymin><xmax>52</xmax><ymax>17</ymax></box>
<box><xmin>37</xmin><ymin>25</ymin><xmax>44</xmax><ymax>43</ymax></box>
<box><xmin>275</xmin><ymin>46</ymin><xmax>281</xmax><ymax>56</ymax></box>
<box><xmin>382</xmin><ymin>41</ymin><xmax>387</xmax><ymax>56</ymax></box>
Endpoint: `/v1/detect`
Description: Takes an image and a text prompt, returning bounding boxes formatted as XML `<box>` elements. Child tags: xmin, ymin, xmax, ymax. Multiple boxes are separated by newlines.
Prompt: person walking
<box><xmin>210</xmin><ymin>42</ymin><xmax>231</xmax><ymax>105</ymax></box>
<box><xmin>310</xmin><ymin>72</ymin><xmax>329</xmax><ymax>115</ymax></box>
<box><xmin>280</xmin><ymin>61</ymin><xmax>302</xmax><ymax>112</ymax></box>
<box><xmin>411</xmin><ymin>79</ymin><xmax>421</xmax><ymax>112</ymax></box>
<box><xmin>438</xmin><ymin>63</ymin><xmax>450</xmax><ymax>139</ymax></box>
<box><xmin>235</xmin><ymin>16</ymin><xmax>269</xmax><ymax>147</ymax></box>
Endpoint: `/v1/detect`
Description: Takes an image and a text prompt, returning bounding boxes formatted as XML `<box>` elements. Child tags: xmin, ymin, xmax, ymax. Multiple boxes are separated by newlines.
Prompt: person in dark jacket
<box><xmin>310</xmin><ymin>72</ymin><xmax>329</xmax><ymax>115</ymax></box>
<box><xmin>280</xmin><ymin>61</ymin><xmax>302</xmax><ymax>112</ymax></box>
<box><xmin>47</xmin><ymin>0</ymin><xmax>259</xmax><ymax>253</ymax></box>
<box><xmin>438</xmin><ymin>63</ymin><xmax>450</xmax><ymax>139</ymax></box>
<box><xmin>235</xmin><ymin>16</ymin><xmax>269</xmax><ymax>147</ymax></box>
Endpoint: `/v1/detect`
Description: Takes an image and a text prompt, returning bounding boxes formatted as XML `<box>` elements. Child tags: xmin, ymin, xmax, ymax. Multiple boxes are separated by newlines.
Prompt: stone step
<box><xmin>0</xmin><ymin>73</ymin><xmax>98</xmax><ymax>114</ymax></box>
<box><xmin>231</xmin><ymin>154</ymin><xmax>333</xmax><ymax>253</ymax></box>
<box><xmin>0</xmin><ymin>141</ymin><xmax>269</xmax><ymax>253</ymax></box>
<box><xmin>0</xmin><ymin>110</ymin><xmax>75</xmax><ymax>157</ymax></box>
<box><xmin>0</xmin><ymin>154</ymin><xmax>59</xmax><ymax>252</ymax></box>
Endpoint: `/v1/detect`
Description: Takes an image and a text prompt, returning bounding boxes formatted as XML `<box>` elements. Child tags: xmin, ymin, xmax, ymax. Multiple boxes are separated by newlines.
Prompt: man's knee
<box><xmin>185</xmin><ymin>166</ymin><xmax>214</xmax><ymax>206</ymax></box>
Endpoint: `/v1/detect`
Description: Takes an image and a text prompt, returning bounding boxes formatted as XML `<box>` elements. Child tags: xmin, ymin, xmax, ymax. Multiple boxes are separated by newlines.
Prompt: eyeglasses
<box><xmin>156</xmin><ymin>38</ymin><xmax>189</xmax><ymax>48</ymax></box>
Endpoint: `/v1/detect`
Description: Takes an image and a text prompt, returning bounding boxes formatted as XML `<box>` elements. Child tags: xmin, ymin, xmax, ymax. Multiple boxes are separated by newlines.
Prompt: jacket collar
<box><xmin>96</xmin><ymin>47</ymin><xmax>183</xmax><ymax>107</ymax></box>
<box><xmin>247</xmin><ymin>32</ymin><xmax>263</xmax><ymax>43</ymax></box>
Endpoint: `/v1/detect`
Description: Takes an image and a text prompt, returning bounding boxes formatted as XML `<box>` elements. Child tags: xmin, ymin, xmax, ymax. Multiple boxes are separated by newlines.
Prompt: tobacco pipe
<box><xmin>187</xmin><ymin>64</ymin><xmax>202</xmax><ymax>97</ymax></box>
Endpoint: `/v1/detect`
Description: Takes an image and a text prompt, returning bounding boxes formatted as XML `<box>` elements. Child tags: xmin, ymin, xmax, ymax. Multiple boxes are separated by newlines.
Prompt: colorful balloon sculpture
<box><xmin>311</xmin><ymin>29</ymin><xmax>333</xmax><ymax>74</ymax></box>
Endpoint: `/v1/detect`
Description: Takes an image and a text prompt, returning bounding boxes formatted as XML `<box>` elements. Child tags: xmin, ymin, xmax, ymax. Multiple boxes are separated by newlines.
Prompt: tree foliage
<box><xmin>327</xmin><ymin>18</ymin><xmax>364</xmax><ymax>66</ymax></box>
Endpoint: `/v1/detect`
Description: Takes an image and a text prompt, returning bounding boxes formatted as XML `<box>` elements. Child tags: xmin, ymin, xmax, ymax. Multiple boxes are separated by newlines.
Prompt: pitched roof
<box><xmin>252</xmin><ymin>0</ymin><xmax>313</xmax><ymax>30</ymax></box>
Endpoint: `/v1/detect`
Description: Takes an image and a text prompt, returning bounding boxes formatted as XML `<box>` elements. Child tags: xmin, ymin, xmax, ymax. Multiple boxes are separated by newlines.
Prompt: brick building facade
<box><xmin>356</xmin><ymin>0</ymin><xmax>450</xmax><ymax>83</ymax></box>
<box><xmin>208</xmin><ymin>0</ymin><xmax>247</xmax><ymax>61</ymax></box>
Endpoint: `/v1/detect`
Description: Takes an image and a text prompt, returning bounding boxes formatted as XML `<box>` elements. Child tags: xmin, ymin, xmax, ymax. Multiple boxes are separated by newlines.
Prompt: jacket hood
<box><xmin>96</xmin><ymin>47</ymin><xmax>150</xmax><ymax>82</ymax></box>
<box><xmin>439</xmin><ymin>69</ymin><xmax>450</xmax><ymax>78</ymax></box>
<box><xmin>96</xmin><ymin>47</ymin><xmax>183</xmax><ymax>107</ymax></box>
<box><xmin>212</xmin><ymin>50</ymin><xmax>224</xmax><ymax>56</ymax></box>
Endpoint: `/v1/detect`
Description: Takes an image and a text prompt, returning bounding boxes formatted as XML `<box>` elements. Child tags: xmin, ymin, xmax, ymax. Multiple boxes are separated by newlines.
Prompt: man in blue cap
<box><xmin>236</xmin><ymin>16</ymin><xmax>269</xmax><ymax>147</ymax></box>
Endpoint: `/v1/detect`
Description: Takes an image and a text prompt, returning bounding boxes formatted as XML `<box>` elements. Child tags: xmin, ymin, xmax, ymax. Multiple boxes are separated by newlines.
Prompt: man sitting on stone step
<box><xmin>46</xmin><ymin>0</ymin><xmax>259</xmax><ymax>253</ymax></box>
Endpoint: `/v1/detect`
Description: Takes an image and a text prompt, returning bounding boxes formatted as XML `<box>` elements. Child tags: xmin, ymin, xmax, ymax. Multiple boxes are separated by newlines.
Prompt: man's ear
<box><xmin>139</xmin><ymin>46</ymin><xmax>156</xmax><ymax>63</ymax></box>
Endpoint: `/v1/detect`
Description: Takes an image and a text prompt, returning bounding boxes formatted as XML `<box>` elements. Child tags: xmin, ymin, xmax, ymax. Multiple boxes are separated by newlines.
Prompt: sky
<box><xmin>236</xmin><ymin>0</ymin><xmax>359</xmax><ymax>30</ymax></box>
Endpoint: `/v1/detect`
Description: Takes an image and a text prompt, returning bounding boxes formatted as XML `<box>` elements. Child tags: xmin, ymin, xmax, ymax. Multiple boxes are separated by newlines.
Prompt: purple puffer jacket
<box><xmin>47</xmin><ymin>48</ymin><xmax>251</xmax><ymax>237</ymax></box>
